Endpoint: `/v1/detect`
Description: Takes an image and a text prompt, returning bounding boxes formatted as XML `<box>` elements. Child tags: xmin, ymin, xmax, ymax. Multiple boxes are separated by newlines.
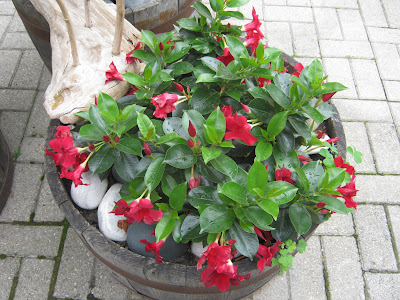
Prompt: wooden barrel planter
<box><xmin>0</xmin><ymin>128</ymin><xmax>14</xmax><ymax>214</ymax></box>
<box><xmin>12</xmin><ymin>0</ymin><xmax>196</xmax><ymax>71</ymax></box>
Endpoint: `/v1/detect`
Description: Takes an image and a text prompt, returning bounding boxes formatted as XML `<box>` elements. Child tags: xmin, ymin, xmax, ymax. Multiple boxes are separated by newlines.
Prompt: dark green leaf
<box><xmin>244</xmin><ymin>206</ymin><xmax>274</xmax><ymax>231</ymax></box>
<box><xmin>302</xmin><ymin>161</ymin><xmax>324</xmax><ymax>193</ymax></box>
<box><xmin>267</xmin><ymin>111</ymin><xmax>288</xmax><ymax>138</ymax></box>
<box><xmin>172</xmin><ymin>61</ymin><xmax>194</xmax><ymax>76</ymax></box>
<box><xmin>266</xmin><ymin>181</ymin><xmax>298</xmax><ymax>205</ymax></box>
<box><xmin>229</xmin><ymin>221</ymin><xmax>259</xmax><ymax>259</ymax></box>
<box><xmin>114</xmin><ymin>151</ymin><xmax>139</xmax><ymax>181</ymax></box>
<box><xmin>210</xmin><ymin>154</ymin><xmax>238</xmax><ymax>179</ymax></box>
<box><xmin>209</xmin><ymin>0</ymin><xmax>224</xmax><ymax>12</ymax></box>
<box><xmin>182</xmin><ymin>110</ymin><xmax>207</xmax><ymax>145</ymax></box>
<box><xmin>257</xmin><ymin>199</ymin><xmax>279</xmax><ymax>220</ymax></box>
<box><xmin>141</xmin><ymin>30</ymin><xmax>157</xmax><ymax>50</ymax></box>
<box><xmin>192</xmin><ymin>39</ymin><xmax>216</xmax><ymax>54</ymax></box>
<box><xmin>198</xmin><ymin>160</ymin><xmax>226</xmax><ymax>183</ymax></box>
<box><xmin>165</xmin><ymin>42</ymin><xmax>190</xmax><ymax>63</ymax></box>
<box><xmin>225</xmin><ymin>35</ymin><xmax>248</xmax><ymax>60</ymax></box>
<box><xmin>200</xmin><ymin>205</ymin><xmax>234</xmax><ymax>233</ymax></box>
<box><xmin>89</xmin><ymin>145</ymin><xmax>116</xmax><ymax>174</ymax></box>
<box><xmin>191</xmin><ymin>90</ymin><xmax>220</xmax><ymax>115</ymax></box>
<box><xmin>266</xmin><ymin>85</ymin><xmax>290</xmax><ymax>109</ymax></box>
<box><xmin>122</xmin><ymin>73</ymin><xmax>145</xmax><ymax>87</ymax></box>
<box><xmin>144</xmin><ymin>156</ymin><xmax>165</xmax><ymax>191</ymax></box>
<box><xmin>181</xmin><ymin>215</ymin><xmax>206</xmax><ymax>241</ymax></box>
<box><xmin>116</xmin><ymin>137</ymin><xmax>142</xmax><ymax>155</ymax></box>
<box><xmin>193</xmin><ymin>1</ymin><xmax>213</xmax><ymax>19</ymax></box>
<box><xmin>314</xmin><ymin>195</ymin><xmax>348</xmax><ymax>214</ymax></box>
<box><xmin>202</xmin><ymin>147</ymin><xmax>222</xmax><ymax>164</ymax></box>
<box><xmin>176</xmin><ymin>17</ymin><xmax>201</xmax><ymax>31</ymax></box>
<box><xmin>327</xmin><ymin>168</ymin><xmax>345</xmax><ymax>190</ymax></box>
<box><xmin>164</xmin><ymin>144</ymin><xmax>197</xmax><ymax>169</ymax></box>
<box><xmin>78</xmin><ymin>124</ymin><xmax>107</xmax><ymax>141</ymax></box>
<box><xmin>289</xmin><ymin>203</ymin><xmax>312</xmax><ymax>237</ymax></box>
<box><xmin>302</xmin><ymin>105</ymin><xmax>324</xmax><ymax>124</ymax></box>
<box><xmin>248</xmin><ymin>161</ymin><xmax>268</xmax><ymax>196</ymax></box>
<box><xmin>88</xmin><ymin>105</ymin><xmax>109</xmax><ymax>132</ymax></box>
<box><xmin>155</xmin><ymin>213</ymin><xmax>176</xmax><ymax>242</ymax></box>
<box><xmin>218</xmin><ymin>10</ymin><xmax>244</xmax><ymax>19</ymax></box>
<box><xmin>288</xmin><ymin>115</ymin><xmax>312</xmax><ymax>141</ymax></box>
<box><xmin>200</xmin><ymin>56</ymin><xmax>223</xmax><ymax>72</ymax></box>
<box><xmin>271</xmin><ymin>208</ymin><xmax>295</xmax><ymax>242</ymax></box>
<box><xmin>172</xmin><ymin>215</ymin><xmax>185</xmax><ymax>243</ymax></box>
<box><xmin>187</xmin><ymin>186</ymin><xmax>221</xmax><ymax>208</ymax></box>
<box><xmin>131</xmin><ymin>49</ymin><xmax>155</xmax><ymax>62</ymax></box>
<box><xmin>169</xmin><ymin>182</ymin><xmax>187</xmax><ymax>211</ymax></box>
<box><xmin>255</xmin><ymin>140</ymin><xmax>273</xmax><ymax>161</ymax></box>
<box><xmin>219</xmin><ymin>182</ymin><xmax>248</xmax><ymax>205</ymax></box>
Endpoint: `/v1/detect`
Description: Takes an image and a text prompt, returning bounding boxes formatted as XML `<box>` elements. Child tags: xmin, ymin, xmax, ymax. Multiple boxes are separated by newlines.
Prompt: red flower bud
<box><xmin>115</xmin><ymin>136</ymin><xmax>120</xmax><ymax>143</ymax></box>
<box><xmin>316</xmin><ymin>202</ymin><xmax>326</xmax><ymax>209</ymax></box>
<box><xmin>103</xmin><ymin>135</ymin><xmax>110</xmax><ymax>142</ymax></box>
<box><xmin>188</xmin><ymin>139</ymin><xmax>194</xmax><ymax>148</ymax></box>
<box><xmin>143</xmin><ymin>143</ymin><xmax>152</xmax><ymax>156</ymax></box>
<box><xmin>159</xmin><ymin>42</ymin><xmax>164</xmax><ymax>50</ymax></box>
<box><xmin>227</xmin><ymin>23</ymin><xmax>231</xmax><ymax>28</ymax></box>
<box><xmin>321</xmin><ymin>209</ymin><xmax>329</xmax><ymax>214</ymax></box>
<box><xmin>88</xmin><ymin>143</ymin><xmax>95</xmax><ymax>151</ymax></box>
<box><xmin>241</xmin><ymin>103</ymin><xmax>250</xmax><ymax>113</ymax></box>
<box><xmin>174</xmin><ymin>82</ymin><xmax>184</xmax><ymax>93</ymax></box>
<box><xmin>188</xmin><ymin>121</ymin><xmax>196</xmax><ymax>138</ymax></box>
<box><xmin>94</xmin><ymin>96</ymin><xmax>98</xmax><ymax>106</ymax></box>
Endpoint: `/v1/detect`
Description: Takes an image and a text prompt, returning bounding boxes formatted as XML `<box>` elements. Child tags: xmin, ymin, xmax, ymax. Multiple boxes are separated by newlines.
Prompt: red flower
<box><xmin>188</xmin><ymin>139</ymin><xmax>194</xmax><ymax>148</ymax></box>
<box><xmin>322</xmin><ymin>92</ymin><xmax>336</xmax><ymax>102</ymax></box>
<box><xmin>140</xmin><ymin>238</ymin><xmax>165</xmax><ymax>263</ymax></box>
<box><xmin>126</xmin><ymin>42</ymin><xmax>142</xmax><ymax>64</ymax></box>
<box><xmin>334</xmin><ymin>156</ymin><xmax>355</xmax><ymax>175</ymax></box>
<box><xmin>151</xmin><ymin>92</ymin><xmax>179</xmax><ymax>118</ymax></box>
<box><xmin>255</xmin><ymin>240</ymin><xmax>281</xmax><ymax>273</ymax></box>
<box><xmin>217</xmin><ymin>47</ymin><xmax>234</xmax><ymax>66</ymax></box>
<box><xmin>197</xmin><ymin>242</ymin><xmax>234</xmax><ymax>271</ymax></box>
<box><xmin>105</xmin><ymin>62</ymin><xmax>124</xmax><ymax>84</ymax></box>
<box><xmin>298</xmin><ymin>155</ymin><xmax>312</xmax><ymax>165</ymax></box>
<box><xmin>242</xmin><ymin>8</ymin><xmax>263</xmax><ymax>35</ymax></box>
<box><xmin>125</xmin><ymin>198</ymin><xmax>163</xmax><ymax>225</ymax></box>
<box><xmin>258</xmin><ymin>77</ymin><xmax>271</xmax><ymax>87</ymax></box>
<box><xmin>59</xmin><ymin>156</ymin><xmax>90</xmax><ymax>187</ymax></box>
<box><xmin>54</xmin><ymin>125</ymin><xmax>72</xmax><ymax>138</ymax></box>
<box><xmin>222</xmin><ymin>106</ymin><xmax>258</xmax><ymax>146</ymax></box>
<box><xmin>337</xmin><ymin>180</ymin><xmax>358</xmax><ymax>209</ymax></box>
<box><xmin>275</xmin><ymin>166</ymin><xmax>296</xmax><ymax>185</ymax></box>
<box><xmin>326</xmin><ymin>136</ymin><xmax>342</xmax><ymax>145</ymax></box>
<box><xmin>188</xmin><ymin>120</ymin><xmax>196</xmax><ymax>138</ymax></box>
<box><xmin>125</xmin><ymin>86</ymin><xmax>138</xmax><ymax>96</ymax></box>
<box><xmin>291</xmin><ymin>63</ymin><xmax>304</xmax><ymax>77</ymax></box>
<box><xmin>189</xmin><ymin>175</ymin><xmax>201</xmax><ymax>190</ymax></box>
<box><xmin>110</xmin><ymin>200</ymin><xmax>131</xmax><ymax>215</ymax></box>
<box><xmin>200</xmin><ymin>262</ymin><xmax>249</xmax><ymax>292</ymax></box>
<box><xmin>243</xmin><ymin>30</ymin><xmax>264</xmax><ymax>52</ymax></box>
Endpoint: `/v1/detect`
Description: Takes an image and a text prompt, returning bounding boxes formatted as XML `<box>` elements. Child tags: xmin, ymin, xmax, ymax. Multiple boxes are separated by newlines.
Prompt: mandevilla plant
<box><xmin>45</xmin><ymin>0</ymin><xmax>362</xmax><ymax>293</ymax></box>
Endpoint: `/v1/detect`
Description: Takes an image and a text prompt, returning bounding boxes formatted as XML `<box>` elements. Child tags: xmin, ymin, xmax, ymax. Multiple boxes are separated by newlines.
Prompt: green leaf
<box><xmin>144</xmin><ymin>156</ymin><xmax>165</xmax><ymax>191</ymax></box>
<box><xmin>308</xmin><ymin>58</ymin><xmax>324</xmax><ymax>84</ymax></box>
<box><xmin>161</xmin><ymin>173</ymin><xmax>177</xmax><ymax>197</ymax></box>
<box><xmin>140</xmin><ymin>30</ymin><xmax>157</xmax><ymax>50</ymax></box>
<box><xmin>314</xmin><ymin>195</ymin><xmax>348</xmax><ymax>214</ymax></box>
<box><xmin>218</xmin><ymin>10</ymin><xmax>244</xmax><ymax>19</ymax></box>
<box><xmin>302</xmin><ymin>161</ymin><xmax>324</xmax><ymax>193</ymax></box>
<box><xmin>265</xmin><ymin>181</ymin><xmax>298</xmax><ymax>205</ymax></box>
<box><xmin>289</xmin><ymin>203</ymin><xmax>312</xmax><ymax>237</ymax></box>
<box><xmin>209</xmin><ymin>0</ymin><xmax>224</xmax><ymax>11</ymax></box>
<box><xmin>295</xmin><ymin>166</ymin><xmax>310</xmax><ymax>196</ymax></box>
<box><xmin>226</xmin><ymin>90</ymin><xmax>241</xmax><ymax>101</ymax></box>
<box><xmin>97</xmin><ymin>92</ymin><xmax>119</xmax><ymax>123</ymax></box>
<box><xmin>244</xmin><ymin>206</ymin><xmax>274</xmax><ymax>231</ymax></box>
<box><xmin>169</xmin><ymin>182</ymin><xmax>187</xmax><ymax>211</ymax></box>
<box><xmin>326</xmin><ymin>168</ymin><xmax>345</xmax><ymax>190</ymax></box>
<box><xmin>267</xmin><ymin>111</ymin><xmax>288</xmax><ymax>138</ymax></box>
<box><xmin>206</xmin><ymin>107</ymin><xmax>226</xmax><ymax>142</ymax></box>
<box><xmin>113</xmin><ymin>151</ymin><xmax>139</xmax><ymax>181</ymax></box>
<box><xmin>155</xmin><ymin>213</ymin><xmax>176</xmax><ymax>242</ymax></box>
<box><xmin>204</xmin><ymin>124</ymin><xmax>219</xmax><ymax>144</ymax></box>
<box><xmin>255</xmin><ymin>140</ymin><xmax>273</xmax><ymax>161</ymax></box>
<box><xmin>116</xmin><ymin>137</ymin><xmax>142</xmax><ymax>155</ymax></box>
<box><xmin>164</xmin><ymin>144</ymin><xmax>197</xmax><ymax>169</ymax></box>
<box><xmin>229</xmin><ymin>221</ymin><xmax>259</xmax><ymax>260</ymax></box>
<box><xmin>88</xmin><ymin>105</ymin><xmax>109</xmax><ymax>132</ymax></box>
<box><xmin>202</xmin><ymin>147</ymin><xmax>222</xmax><ymax>164</ymax></box>
<box><xmin>196</xmin><ymin>73</ymin><xmax>218</xmax><ymax>83</ymax></box>
<box><xmin>137</xmin><ymin>112</ymin><xmax>156</xmax><ymax>140</ymax></box>
<box><xmin>193</xmin><ymin>1</ymin><xmax>213</xmax><ymax>19</ymax></box>
<box><xmin>149</xmin><ymin>71</ymin><xmax>174</xmax><ymax>86</ymax></box>
<box><xmin>257</xmin><ymin>199</ymin><xmax>279</xmax><ymax>220</ymax></box>
<box><xmin>176</xmin><ymin>17</ymin><xmax>201</xmax><ymax>31</ymax></box>
<box><xmin>172</xmin><ymin>215</ymin><xmax>185</xmax><ymax>243</ymax></box>
<box><xmin>181</xmin><ymin>215</ymin><xmax>204</xmax><ymax>241</ymax></box>
<box><xmin>302</xmin><ymin>105</ymin><xmax>324</xmax><ymax>124</ymax></box>
<box><xmin>131</xmin><ymin>49</ymin><xmax>155</xmax><ymax>62</ymax></box>
<box><xmin>239</xmin><ymin>219</ymin><xmax>255</xmax><ymax>233</ymax></box>
<box><xmin>122</xmin><ymin>73</ymin><xmax>145</xmax><ymax>87</ymax></box>
<box><xmin>288</xmin><ymin>115</ymin><xmax>312</xmax><ymax>141</ymax></box>
<box><xmin>165</xmin><ymin>42</ymin><xmax>190</xmax><ymax>63</ymax></box>
<box><xmin>182</xmin><ymin>110</ymin><xmax>206</xmax><ymax>145</ymax></box>
<box><xmin>187</xmin><ymin>186</ymin><xmax>221</xmax><ymax>208</ymax></box>
<box><xmin>200</xmin><ymin>205</ymin><xmax>234</xmax><ymax>233</ymax></box>
<box><xmin>248</xmin><ymin>161</ymin><xmax>268</xmax><ymax>197</ymax></box>
<box><xmin>172</xmin><ymin>61</ymin><xmax>194</xmax><ymax>76</ymax></box>
<box><xmin>225</xmin><ymin>35</ymin><xmax>248</xmax><ymax>60</ymax></box>
<box><xmin>191</xmin><ymin>88</ymin><xmax>220</xmax><ymax>115</ymax></box>
<box><xmin>219</xmin><ymin>182</ymin><xmax>248</xmax><ymax>205</ymax></box>
<box><xmin>78</xmin><ymin>124</ymin><xmax>106</xmax><ymax>141</ymax></box>
<box><xmin>226</xmin><ymin>0</ymin><xmax>250</xmax><ymax>7</ymax></box>
<box><xmin>210</xmin><ymin>154</ymin><xmax>238</xmax><ymax>179</ymax></box>
<box><xmin>266</xmin><ymin>85</ymin><xmax>290</xmax><ymax>109</ymax></box>
<box><xmin>88</xmin><ymin>145</ymin><xmax>116</xmax><ymax>174</ymax></box>
<box><xmin>271</xmin><ymin>208</ymin><xmax>295</xmax><ymax>242</ymax></box>
<box><xmin>200</xmin><ymin>56</ymin><xmax>224</xmax><ymax>72</ymax></box>
<box><xmin>192</xmin><ymin>39</ymin><xmax>216</xmax><ymax>54</ymax></box>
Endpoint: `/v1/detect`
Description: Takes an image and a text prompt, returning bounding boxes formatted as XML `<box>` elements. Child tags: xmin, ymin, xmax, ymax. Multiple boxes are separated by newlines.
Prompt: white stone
<box><xmin>97</xmin><ymin>183</ymin><xmax>127</xmax><ymax>242</ymax></box>
<box><xmin>70</xmin><ymin>171</ymin><xmax>108</xmax><ymax>210</ymax></box>
<box><xmin>191</xmin><ymin>242</ymin><xmax>208</xmax><ymax>258</ymax></box>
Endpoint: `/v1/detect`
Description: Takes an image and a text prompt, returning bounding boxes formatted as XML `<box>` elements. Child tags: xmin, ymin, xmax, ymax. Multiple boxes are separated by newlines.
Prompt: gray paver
<box><xmin>350</xmin><ymin>59</ymin><xmax>386</xmax><ymax>100</ymax></box>
<box><xmin>322</xmin><ymin>236</ymin><xmax>365</xmax><ymax>300</ymax></box>
<box><xmin>11</xmin><ymin>50</ymin><xmax>43</xmax><ymax>89</ymax></box>
<box><xmin>263</xmin><ymin>6</ymin><xmax>313</xmax><ymax>22</ymax></box>
<box><xmin>320</xmin><ymin>40</ymin><xmax>374</xmax><ymax>59</ymax></box>
<box><xmin>384</xmin><ymin>80</ymin><xmax>400</xmax><ymax>101</ymax></box>
<box><xmin>1</xmin><ymin>32</ymin><xmax>35</xmax><ymax>50</ymax></box>
<box><xmin>311</xmin><ymin>0</ymin><xmax>358</xmax><ymax>9</ymax></box>
<box><xmin>367</xmin><ymin>27</ymin><xmax>400</xmax><ymax>44</ymax></box>
<box><xmin>355</xmin><ymin>175</ymin><xmax>400</xmax><ymax>204</ymax></box>
<box><xmin>0</xmin><ymin>257</ymin><xmax>20</xmax><ymax>300</ymax></box>
<box><xmin>0</xmin><ymin>89</ymin><xmax>35</xmax><ymax>111</ymax></box>
<box><xmin>354</xmin><ymin>205</ymin><xmax>397</xmax><ymax>271</ymax></box>
<box><xmin>0</xmin><ymin>163</ymin><xmax>43</xmax><ymax>222</ymax></box>
<box><xmin>38</xmin><ymin>66</ymin><xmax>51</xmax><ymax>91</ymax></box>
<box><xmin>373</xmin><ymin>43</ymin><xmax>400</xmax><ymax>81</ymax></box>
<box><xmin>0</xmin><ymin>225</ymin><xmax>62</xmax><ymax>257</ymax></box>
<box><xmin>314</xmin><ymin>210</ymin><xmax>355</xmax><ymax>236</ymax></box>
<box><xmin>364</xmin><ymin>273</ymin><xmax>400</xmax><ymax>300</ymax></box>
<box><xmin>337</xmin><ymin>9</ymin><xmax>368</xmax><ymax>41</ymax></box>
<box><xmin>323</xmin><ymin>58</ymin><xmax>357</xmax><ymax>99</ymax></box>
<box><xmin>25</xmin><ymin>91</ymin><xmax>50</xmax><ymax>137</ymax></box>
<box><xmin>367</xmin><ymin>123</ymin><xmax>400</xmax><ymax>174</ymax></box>
<box><xmin>14</xmin><ymin>258</ymin><xmax>54</xmax><ymax>300</ymax></box>
<box><xmin>341</xmin><ymin>122</ymin><xmax>376</xmax><ymax>174</ymax></box>
<box><xmin>53</xmin><ymin>229</ymin><xmax>94</xmax><ymax>299</ymax></box>
<box><xmin>332</xmin><ymin>99</ymin><xmax>392</xmax><ymax>122</ymax></box>
<box><xmin>246</xmin><ymin>273</ymin><xmax>290</xmax><ymax>300</ymax></box>
<box><xmin>313</xmin><ymin>8</ymin><xmax>342</xmax><ymax>40</ymax></box>
<box><xmin>390</xmin><ymin>102</ymin><xmax>400</xmax><ymax>128</ymax></box>
<box><xmin>292</xmin><ymin>23</ymin><xmax>320</xmax><ymax>57</ymax></box>
<box><xmin>381</xmin><ymin>0</ymin><xmax>400</xmax><ymax>28</ymax></box>
<box><xmin>0</xmin><ymin>16</ymin><xmax>12</xmax><ymax>40</ymax></box>
<box><xmin>387</xmin><ymin>205</ymin><xmax>400</xmax><ymax>258</ymax></box>
<box><xmin>8</xmin><ymin>14</ymin><xmax>26</xmax><ymax>32</ymax></box>
<box><xmin>287</xmin><ymin>0</ymin><xmax>310</xmax><ymax>6</ymax></box>
<box><xmin>17</xmin><ymin>137</ymin><xmax>46</xmax><ymax>163</ymax></box>
<box><xmin>0</xmin><ymin>50</ymin><xmax>21</xmax><ymax>87</ymax></box>
<box><xmin>34</xmin><ymin>175</ymin><xmax>65</xmax><ymax>222</ymax></box>
<box><xmin>0</xmin><ymin>110</ymin><xmax>28</xmax><ymax>152</ymax></box>
<box><xmin>0</xmin><ymin>1</ymin><xmax>15</xmax><ymax>15</ymax></box>
<box><xmin>358</xmin><ymin>0</ymin><xmax>388</xmax><ymax>27</ymax></box>
<box><xmin>265</xmin><ymin>22</ymin><xmax>293</xmax><ymax>56</ymax></box>
<box><xmin>289</xmin><ymin>236</ymin><xmax>326</xmax><ymax>300</ymax></box>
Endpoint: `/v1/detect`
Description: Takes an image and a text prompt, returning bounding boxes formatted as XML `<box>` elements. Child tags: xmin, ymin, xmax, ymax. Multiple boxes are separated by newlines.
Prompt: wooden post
<box><xmin>84</xmin><ymin>0</ymin><xmax>92</xmax><ymax>28</ymax></box>
<box><xmin>112</xmin><ymin>0</ymin><xmax>125</xmax><ymax>56</ymax></box>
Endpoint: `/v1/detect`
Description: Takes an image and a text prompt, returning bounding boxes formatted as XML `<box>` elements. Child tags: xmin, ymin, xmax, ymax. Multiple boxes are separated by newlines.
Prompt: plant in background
<box><xmin>46</xmin><ymin>0</ymin><xmax>362</xmax><ymax>292</ymax></box>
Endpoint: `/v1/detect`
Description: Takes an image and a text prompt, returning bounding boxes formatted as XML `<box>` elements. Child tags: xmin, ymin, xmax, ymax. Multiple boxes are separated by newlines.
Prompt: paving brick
<box><xmin>372</xmin><ymin>43</ymin><xmax>400</xmax><ymax>81</ymax></box>
<box><xmin>14</xmin><ymin>258</ymin><xmax>54</xmax><ymax>300</ymax></box>
<box><xmin>314</xmin><ymin>210</ymin><xmax>355</xmax><ymax>236</ymax></box>
<box><xmin>245</xmin><ymin>273</ymin><xmax>290</xmax><ymax>299</ymax></box>
<box><xmin>313</xmin><ymin>8</ymin><xmax>342</xmax><ymax>40</ymax></box>
<box><xmin>350</xmin><ymin>59</ymin><xmax>386</xmax><ymax>100</ymax></box>
<box><xmin>8</xmin><ymin>13</ymin><xmax>26</xmax><ymax>32</ymax></box>
<box><xmin>263</xmin><ymin>6</ymin><xmax>313</xmax><ymax>22</ymax></box>
<box><xmin>0</xmin><ymin>1</ymin><xmax>15</xmax><ymax>15</ymax></box>
<box><xmin>292</xmin><ymin>23</ymin><xmax>320</xmax><ymax>57</ymax></box>
<box><xmin>381</xmin><ymin>0</ymin><xmax>400</xmax><ymax>28</ymax></box>
<box><xmin>17</xmin><ymin>137</ymin><xmax>46</xmax><ymax>163</ymax></box>
<box><xmin>384</xmin><ymin>81</ymin><xmax>400</xmax><ymax>101</ymax></box>
<box><xmin>332</xmin><ymin>99</ymin><xmax>392</xmax><ymax>122</ymax></box>
<box><xmin>358</xmin><ymin>0</ymin><xmax>388</xmax><ymax>27</ymax></box>
<box><xmin>367</xmin><ymin>123</ymin><xmax>400</xmax><ymax>174</ymax></box>
<box><xmin>289</xmin><ymin>236</ymin><xmax>326</xmax><ymax>300</ymax></box>
<box><xmin>0</xmin><ymin>50</ymin><xmax>21</xmax><ymax>87</ymax></box>
<box><xmin>263</xmin><ymin>0</ymin><xmax>285</xmax><ymax>5</ymax></box>
<box><xmin>25</xmin><ymin>91</ymin><xmax>50</xmax><ymax>138</ymax></box>
<box><xmin>0</xmin><ymin>15</ymin><xmax>12</xmax><ymax>40</ymax></box>
<box><xmin>11</xmin><ymin>50</ymin><xmax>43</xmax><ymax>89</ymax></box>
<box><xmin>92</xmin><ymin>260</ymin><xmax>132</xmax><ymax>300</ymax></box>
<box><xmin>320</xmin><ymin>40</ymin><xmax>374</xmax><ymax>59</ymax></box>
<box><xmin>0</xmin><ymin>110</ymin><xmax>28</xmax><ymax>152</ymax></box>
<box><xmin>322</xmin><ymin>236</ymin><xmax>365</xmax><ymax>300</ymax></box>
<box><xmin>355</xmin><ymin>175</ymin><xmax>400</xmax><ymax>204</ymax></box>
<box><xmin>0</xmin><ymin>163</ymin><xmax>43</xmax><ymax>222</ymax></box>
<box><xmin>387</xmin><ymin>205</ymin><xmax>400</xmax><ymax>257</ymax></box>
<box><xmin>53</xmin><ymin>229</ymin><xmax>94</xmax><ymax>299</ymax></box>
<box><xmin>364</xmin><ymin>273</ymin><xmax>400</xmax><ymax>300</ymax></box>
<box><xmin>311</xmin><ymin>0</ymin><xmax>358</xmax><ymax>9</ymax></box>
<box><xmin>0</xmin><ymin>225</ymin><xmax>62</xmax><ymax>257</ymax></box>
<box><xmin>34</xmin><ymin>175</ymin><xmax>65</xmax><ymax>222</ymax></box>
<box><xmin>287</xmin><ymin>0</ymin><xmax>310</xmax><ymax>6</ymax></box>
<box><xmin>323</xmin><ymin>58</ymin><xmax>357</xmax><ymax>99</ymax></box>
<box><xmin>39</xmin><ymin>67</ymin><xmax>51</xmax><ymax>90</ymax></box>
<box><xmin>338</xmin><ymin>9</ymin><xmax>368</xmax><ymax>41</ymax></box>
<box><xmin>390</xmin><ymin>102</ymin><xmax>400</xmax><ymax>127</ymax></box>
<box><xmin>265</xmin><ymin>22</ymin><xmax>293</xmax><ymax>56</ymax></box>
<box><xmin>354</xmin><ymin>204</ymin><xmax>397</xmax><ymax>271</ymax></box>
<box><xmin>367</xmin><ymin>27</ymin><xmax>400</xmax><ymax>44</ymax></box>
<box><xmin>0</xmin><ymin>89</ymin><xmax>36</xmax><ymax>111</ymax></box>
<box><xmin>1</xmin><ymin>32</ymin><xmax>35</xmax><ymax>50</ymax></box>
<box><xmin>341</xmin><ymin>122</ymin><xmax>376</xmax><ymax>174</ymax></box>
<box><xmin>0</xmin><ymin>258</ymin><xmax>20</xmax><ymax>300</ymax></box>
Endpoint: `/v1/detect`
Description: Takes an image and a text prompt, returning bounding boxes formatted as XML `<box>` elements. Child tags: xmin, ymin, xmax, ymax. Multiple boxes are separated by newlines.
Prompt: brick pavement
<box><xmin>0</xmin><ymin>0</ymin><xmax>400</xmax><ymax>299</ymax></box>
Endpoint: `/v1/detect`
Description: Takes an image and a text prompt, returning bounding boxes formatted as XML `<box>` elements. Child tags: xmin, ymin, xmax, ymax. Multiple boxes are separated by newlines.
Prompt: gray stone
<box><xmin>338</xmin><ymin>9</ymin><xmax>368</xmax><ymax>41</ymax></box>
<box><xmin>0</xmin><ymin>89</ymin><xmax>36</xmax><ymax>111</ymax></box>
<box><xmin>11</xmin><ymin>50</ymin><xmax>43</xmax><ymax>89</ymax></box>
<box><xmin>25</xmin><ymin>91</ymin><xmax>50</xmax><ymax>138</ymax></box>
<box><xmin>17</xmin><ymin>137</ymin><xmax>46</xmax><ymax>163</ymax></box>
<box><xmin>0</xmin><ymin>163</ymin><xmax>43</xmax><ymax>222</ymax></box>
<box><xmin>332</xmin><ymin>99</ymin><xmax>392</xmax><ymax>122</ymax></box>
<box><xmin>384</xmin><ymin>80</ymin><xmax>400</xmax><ymax>102</ymax></box>
<box><xmin>314</xmin><ymin>211</ymin><xmax>355</xmax><ymax>236</ymax></box>
<box><xmin>245</xmin><ymin>273</ymin><xmax>290</xmax><ymax>300</ymax></box>
<box><xmin>322</xmin><ymin>236</ymin><xmax>365</xmax><ymax>300</ymax></box>
<box><xmin>1</xmin><ymin>32</ymin><xmax>35</xmax><ymax>50</ymax></box>
<box><xmin>313</xmin><ymin>7</ymin><xmax>342</xmax><ymax>40</ymax></box>
<box><xmin>0</xmin><ymin>50</ymin><xmax>21</xmax><ymax>87</ymax></box>
<box><xmin>53</xmin><ymin>229</ymin><xmax>94</xmax><ymax>299</ymax></box>
<box><xmin>265</xmin><ymin>22</ymin><xmax>293</xmax><ymax>56</ymax></box>
<box><xmin>34</xmin><ymin>176</ymin><xmax>65</xmax><ymax>222</ymax></box>
<box><xmin>323</xmin><ymin>58</ymin><xmax>357</xmax><ymax>99</ymax></box>
<box><xmin>0</xmin><ymin>257</ymin><xmax>20</xmax><ymax>300</ymax></box>
<box><xmin>289</xmin><ymin>236</ymin><xmax>326</xmax><ymax>300</ymax></box>
<box><xmin>0</xmin><ymin>110</ymin><xmax>29</xmax><ymax>152</ymax></box>
<box><xmin>356</xmin><ymin>175</ymin><xmax>400</xmax><ymax>204</ymax></box>
<box><xmin>364</xmin><ymin>273</ymin><xmax>400</xmax><ymax>300</ymax></box>
<box><xmin>0</xmin><ymin>225</ymin><xmax>62</xmax><ymax>257</ymax></box>
<box><xmin>14</xmin><ymin>258</ymin><xmax>54</xmax><ymax>300</ymax></box>
<box><xmin>372</xmin><ymin>43</ymin><xmax>400</xmax><ymax>81</ymax></box>
<box><xmin>341</xmin><ymin>122</ymin><xmax>376</xmax><ymax>174</ymax></box>
<box><xmin>320</xmin><ymin>40</ymin><xmax>374</xmax><ymax>59</ymax></box>
<box><xmin>354</xmin><ymin>205</ymin><xmax>397</xmax><ymax>271</ymax></box>
<box><xmin>367</xmin><ymin>123</ymin><xmax>400</xmax><ymax>174</ymax></box>
<box><xmin>292</xmin><ymin>23</ymin><xmax>320</xmax><ymax>57</ymax></box>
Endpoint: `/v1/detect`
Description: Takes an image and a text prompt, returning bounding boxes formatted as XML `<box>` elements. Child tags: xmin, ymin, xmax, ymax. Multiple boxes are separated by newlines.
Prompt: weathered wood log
<box><xmin>30</xmin><ymin>0</ymin><xmax>144</xmax><ymax>124</ymax></box>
